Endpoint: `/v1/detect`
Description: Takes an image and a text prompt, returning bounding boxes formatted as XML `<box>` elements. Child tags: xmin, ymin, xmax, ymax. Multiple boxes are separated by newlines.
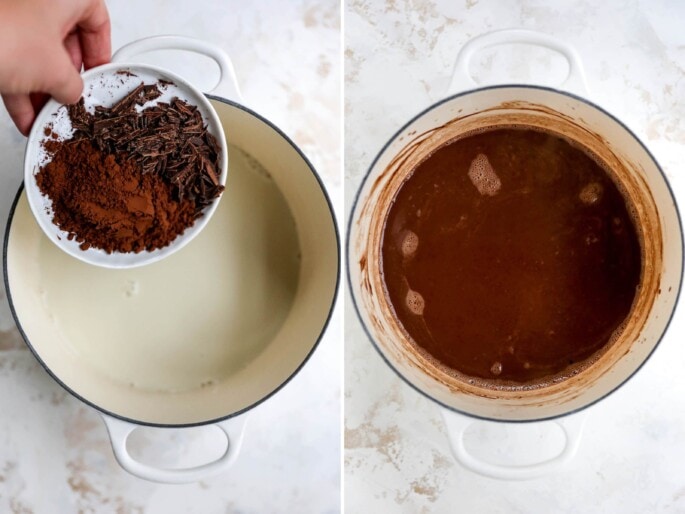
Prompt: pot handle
<box><xmin>448</xmin><ymin>29</ymin><xmax>589</xmax><ymax>96</ymax></box>
<box><xmin>112</xmin><ymin>35</ymin><xmax>244</xmax><ymax>102</ymax></box>
<box><xmin>101</xmin><ymin>413</ymin><xmax>248</xmax><ymax>484</ymax></box>
<box><xmin>440</xmin><ymin>408</ymin><xmax>586</xmax><ymax>480</ymax></box>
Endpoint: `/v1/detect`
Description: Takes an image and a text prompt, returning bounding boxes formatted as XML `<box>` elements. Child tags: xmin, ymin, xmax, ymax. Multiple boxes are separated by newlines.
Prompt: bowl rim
<box><xmin>23</xmin><ymin>61</ymin><xmax>229</xmax><ymax>269</ymax></box>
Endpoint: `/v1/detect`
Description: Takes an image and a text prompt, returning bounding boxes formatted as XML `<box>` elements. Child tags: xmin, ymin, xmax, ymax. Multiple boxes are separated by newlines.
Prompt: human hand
<box><xmin>0</xmin><ymin>0</ymin><xmax>110</xmax><ymax>135</ymax></box>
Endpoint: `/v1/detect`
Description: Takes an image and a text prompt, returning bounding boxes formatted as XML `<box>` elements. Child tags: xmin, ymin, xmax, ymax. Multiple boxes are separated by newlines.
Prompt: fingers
<box><xmin>44</xmin><ymin>47</ymin><xmax>83</xmax><ymax>105</ymax></box>
<box><xmin>30</xmin><ymin>92</ymin><xmax>49</xmax><ymax>117</ymax></box>
<box><xmin>77</xmin><ymin>0</ymin><xmax>111</xmax><ymax>69</ymax></box>
<box><xmin>0</xmin><ymin>0</ymin><xmax>110</xmax><ymax>136</ymax></box>
<box><xmin>2</xmin><ymin>93</ymin><xmax>36</xmax><ymax>136</ymax></box>
<box><xmin>4</xmin><ymin>47</ymin><xmax>81</xmax><ymax>136</ymax></box>
<box><xmin>65</xmin><ymin>31</ymin><xmax>83</xmax><ymax>71</ymax></box>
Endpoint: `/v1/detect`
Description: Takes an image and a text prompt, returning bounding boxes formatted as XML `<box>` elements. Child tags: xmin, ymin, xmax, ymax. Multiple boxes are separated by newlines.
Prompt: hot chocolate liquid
<box><xmin>381</xmin><ymin>128</ymin><xmax>642</xmax><ymax>387</ymax></box>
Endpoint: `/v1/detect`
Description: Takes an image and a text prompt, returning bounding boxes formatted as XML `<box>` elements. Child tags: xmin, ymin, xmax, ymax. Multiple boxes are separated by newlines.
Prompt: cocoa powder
<box><xmin>36</xmin><ymin>139</ymin><xmax>196</xmax><ymax>253</ymax></box>
<box><xmin>34</xmin><ymin>81</ymin><xmax>223</xmax><ymax>254</ymax></box>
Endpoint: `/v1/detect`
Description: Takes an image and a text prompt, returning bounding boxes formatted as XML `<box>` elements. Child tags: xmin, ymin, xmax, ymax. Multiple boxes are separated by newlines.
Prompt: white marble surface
<box><xmin>0</xmin><ymin>1</ymin><xmax>340</xmax><ymax>512</ymax></box>
<box><xmin>345</xmin><ymin>1</ymin><xmax>685</xmax><ymax>512</ymax></box>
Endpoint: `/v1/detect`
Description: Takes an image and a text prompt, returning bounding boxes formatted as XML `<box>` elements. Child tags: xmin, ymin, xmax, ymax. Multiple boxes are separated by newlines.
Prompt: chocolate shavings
<box><xmin>66</xmin><ymin>81</ymin><xmax>223</xmax><ymax>214</ymax></box>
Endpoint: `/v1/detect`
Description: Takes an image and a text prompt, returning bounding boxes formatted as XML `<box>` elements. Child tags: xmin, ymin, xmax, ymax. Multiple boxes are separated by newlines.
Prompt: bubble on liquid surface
<box><xmin>579</xmin><ymin>182</ymin><xmax>603</xmax><ymax>205</ymax></box>
<box><xmin>123</xmin><ymin>279</ymin><xmax>139</xmax><ymax>297</ymax></box>
<box><xmin>405</xmin><ymin>289</ymin><xmax>425</xmax><ymax>315</ymax></box>
<box><xmin>401</xmin><ymin>230</ymin><xmax>419</xmax><ymax>257</ymax></box>
<box><xmin>490</xmin><ymin>361</ymin><xmax>503</xmax><ymax>376</ymax></box>
<box><xmin>468</xmin><ymin>153</ymin><xmax>501</xmax><ymax>196</ymax></box>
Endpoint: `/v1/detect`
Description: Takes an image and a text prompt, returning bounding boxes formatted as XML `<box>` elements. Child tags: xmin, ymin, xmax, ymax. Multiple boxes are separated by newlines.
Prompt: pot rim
<box><xmin>3</xmin><ymin>94</ymin><xmax>341</xmax><ymax>428</ymax></box>
<box><xmin>346</xmin><ymin>83</ymin><xmax>684</xmax><ymax>423</ymax></box>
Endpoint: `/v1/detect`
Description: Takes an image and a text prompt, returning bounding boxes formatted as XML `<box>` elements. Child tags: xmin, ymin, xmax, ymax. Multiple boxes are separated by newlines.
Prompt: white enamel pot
<box><xmin>348</xmin><ymin>30</ymin><xmax>683</xmax><ymax>480</ymax></box>
<box><xmin>4</xmin><ymin>36</ymin><xmax>340</xmax><ymax>483</ymax></box>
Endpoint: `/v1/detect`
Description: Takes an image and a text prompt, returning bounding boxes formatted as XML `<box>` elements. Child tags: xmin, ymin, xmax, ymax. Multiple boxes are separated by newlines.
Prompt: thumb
<box><xmin>43</xmin><ymin>48</ymin><xmax>84</xmax><ymax>105</ymax></box>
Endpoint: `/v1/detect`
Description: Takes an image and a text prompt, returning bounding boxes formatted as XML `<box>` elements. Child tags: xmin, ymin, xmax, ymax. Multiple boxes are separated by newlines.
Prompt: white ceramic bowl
<box><xmin>24</xmin><ymin>61</ymin><xmax>228</xmax><ymax>269</ymax></box>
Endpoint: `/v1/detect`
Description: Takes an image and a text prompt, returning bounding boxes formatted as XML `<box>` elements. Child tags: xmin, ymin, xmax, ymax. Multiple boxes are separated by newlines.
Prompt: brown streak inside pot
<box><xmin>357</xmin><ymin>101</ymin><xmax>662</xmax><ymax>406</ymax></box>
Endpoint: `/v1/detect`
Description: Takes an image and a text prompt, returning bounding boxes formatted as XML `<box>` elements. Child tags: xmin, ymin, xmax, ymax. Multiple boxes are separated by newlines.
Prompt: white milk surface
<box><xmin>35</xmin><ymin>146</ymin><xmax>299</xmax><ymax>392</ymax></box>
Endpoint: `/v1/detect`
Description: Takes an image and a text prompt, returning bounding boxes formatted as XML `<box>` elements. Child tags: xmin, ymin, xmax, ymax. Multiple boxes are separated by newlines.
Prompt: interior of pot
<box><xmin>349</xmin><ymin>86</ymin><xmax>682</xmax><ymax>421</ymax></box>
<box><xmin>5</xmin><ymin>99</ymin><xmax>339</xmax><ymax>426</ymax></box>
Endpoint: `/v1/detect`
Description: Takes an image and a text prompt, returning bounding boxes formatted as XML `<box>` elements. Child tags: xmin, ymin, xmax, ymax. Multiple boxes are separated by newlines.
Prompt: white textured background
<box><xmin>345</xmin><ymin>1</ymin><xmax>685</xmax><ymax>512</ymax></box>
<box><xmin>0</xmin><ymin>1</ymin><xmax>341</xmax><ymax>513</ymax></box>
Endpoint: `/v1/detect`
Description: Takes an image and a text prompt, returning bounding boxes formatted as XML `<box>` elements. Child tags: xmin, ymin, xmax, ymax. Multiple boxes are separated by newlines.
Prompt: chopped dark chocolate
<box><xmin>64</xmin><ymin>82</ymin><xmax>223</xmax><ymax>214</ymax></box>
<box><xmin>115</xmin><ymin>69</ymin><xmax>138</xmax><ymax>77</ymax></box>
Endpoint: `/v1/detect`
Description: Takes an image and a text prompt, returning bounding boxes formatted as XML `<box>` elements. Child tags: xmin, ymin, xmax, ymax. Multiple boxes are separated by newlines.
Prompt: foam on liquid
<box><xmin>468</xmin><ymin>153</ymin><xmax>502</xmax><ymax>196</ymax></box>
